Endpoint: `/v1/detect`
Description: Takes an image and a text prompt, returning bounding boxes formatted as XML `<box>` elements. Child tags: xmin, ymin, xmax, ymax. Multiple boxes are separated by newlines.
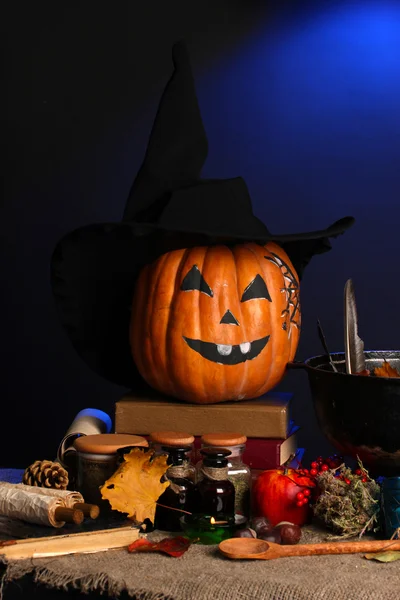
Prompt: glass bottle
<box><xmin>149</xmin><ymin>431</ymin><xmax>195</xmax><ymax>463</ymax></box>
<box><xmin>154</xmin><ymin>445</ymin><xmax>196</xmax><ymax>532</ymax></box>
<box><xmin>197</xmin><ymin>433</ymin><xmax>251</xmax><ymax>518</ymax></box>
<box><xmin>193</xmin><ymin>448</ymin><xmax>235</xmax><ymax>522</ymax></box>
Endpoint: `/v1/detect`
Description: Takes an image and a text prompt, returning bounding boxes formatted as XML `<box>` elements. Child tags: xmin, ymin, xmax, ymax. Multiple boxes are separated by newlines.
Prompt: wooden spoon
<box><xmin>219</xmin><ymin>537</ymin><xmax>400</xmax><ymax>560</ymax></box>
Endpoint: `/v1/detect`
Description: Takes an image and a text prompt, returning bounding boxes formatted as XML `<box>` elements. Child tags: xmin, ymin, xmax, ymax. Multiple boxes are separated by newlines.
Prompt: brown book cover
<box><xmin>115</xmin><ymin>390</ymin><xmax>293</xmax><ymax>439</ymax></box>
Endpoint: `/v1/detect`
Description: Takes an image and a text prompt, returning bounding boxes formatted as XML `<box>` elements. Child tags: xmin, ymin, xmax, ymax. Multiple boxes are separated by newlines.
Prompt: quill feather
<box><xmin>344</xmin><ymin>279</ymin><xmax>366</xmax><ymax>374</ymax></box>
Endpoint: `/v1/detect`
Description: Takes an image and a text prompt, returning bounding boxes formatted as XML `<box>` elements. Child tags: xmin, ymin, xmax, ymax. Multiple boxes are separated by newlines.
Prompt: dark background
<box><xmin>3</xmin><ymin>0</ymin><xmax>400</xmax><ymax>468</ymax></box>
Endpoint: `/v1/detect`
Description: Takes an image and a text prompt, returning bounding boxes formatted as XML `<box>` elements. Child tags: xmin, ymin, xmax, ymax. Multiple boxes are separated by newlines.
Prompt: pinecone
<box><xmin>22</xmin><ymin>460</ymin><xmax>69</xmax><ymax>490</ymax></box>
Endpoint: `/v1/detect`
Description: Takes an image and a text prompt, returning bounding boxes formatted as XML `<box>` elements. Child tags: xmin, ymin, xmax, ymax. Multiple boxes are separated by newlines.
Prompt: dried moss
<box><xmin>313</xmin><ymin>462</ymin><xmax>381</xmax><ymax>539</ymax></box>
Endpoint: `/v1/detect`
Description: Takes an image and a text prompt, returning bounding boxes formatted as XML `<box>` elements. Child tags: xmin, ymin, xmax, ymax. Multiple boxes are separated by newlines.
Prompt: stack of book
<box><xmin>115</xmin><ymin>389</ymin><xmax>303</xmax><ymax>471</ymax></box>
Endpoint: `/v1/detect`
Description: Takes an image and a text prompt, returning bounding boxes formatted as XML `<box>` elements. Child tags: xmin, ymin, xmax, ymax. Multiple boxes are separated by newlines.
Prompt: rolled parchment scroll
<box><xmin>57</xmin><ymin>408</ymin><xmax>112</xmax><ymax>467</ymax></box>
<box><xmin>0</xmin><ymin>482</ymin><xmax>84</xmax><ymax>507</ymax></box>
<box><xmin>0</xmin><ymin>483</ymin><xmax>99</xmax><ymax>518</ymax></box>
<box><xmin>0</xmin><ymin>486</ymin><xmax>67</xmax><ymax>527</ymax></box>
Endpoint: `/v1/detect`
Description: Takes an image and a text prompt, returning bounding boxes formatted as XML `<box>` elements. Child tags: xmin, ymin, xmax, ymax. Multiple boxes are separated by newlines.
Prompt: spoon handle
<box><xmin>275</xmin><ymin>538</ymin><xmax>400</xmax><ymax>558</ymax></box>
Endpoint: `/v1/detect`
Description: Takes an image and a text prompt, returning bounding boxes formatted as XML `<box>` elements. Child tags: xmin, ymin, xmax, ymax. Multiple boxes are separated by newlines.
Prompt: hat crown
<box><xmin>156</xmin><ymin>178</ymin><xmax>271</xmax><ymax>240</ymax></box>
<box><xmin>123</xmin><ymin>41</ymin><xmax>208</xmax><ymax>223</ymax></box>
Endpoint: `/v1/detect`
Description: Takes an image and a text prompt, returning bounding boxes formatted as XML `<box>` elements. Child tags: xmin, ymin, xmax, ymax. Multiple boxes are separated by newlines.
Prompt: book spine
<box><xmin>193</xmin><ymin>437</ymin><xmax>296</xmax><ymax>471</ymax></box>
<box><xmin>243</xmin><ymin>439</ymin><xmax>284</xmax><ymax>471</ymax></box>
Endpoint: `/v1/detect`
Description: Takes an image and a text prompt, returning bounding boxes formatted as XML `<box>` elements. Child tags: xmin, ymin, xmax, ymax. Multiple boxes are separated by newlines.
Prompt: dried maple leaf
<box><xmin>373</xmin><ymin>360</ymin><xmax>400</xmax><ymax>378</ymax></box>
<box><xmin>100</xmin><ymin>448</ymin><xmax>169</xmax><ymax>524</ymax></box>
<box><xmin>364</xmin><ymin>551</ymin><xmax>400</xmax><ymax>562</ymax></box>
<box><xmin>128</xmin><ymin>536</ymin><xmax>192</xmax><ymax>557</ymax></box>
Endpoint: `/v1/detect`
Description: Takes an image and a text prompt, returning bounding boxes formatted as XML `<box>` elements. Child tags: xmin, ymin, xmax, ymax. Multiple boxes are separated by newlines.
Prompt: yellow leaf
<box><xmin>100</xmin><ymin>448</ymin><xmax>170</xmax><ymax>524</ymax></box>
<box><xmin>364</xmin><ymin>551</ymin><xmax>400</xmax><ymax>562</ymax></box>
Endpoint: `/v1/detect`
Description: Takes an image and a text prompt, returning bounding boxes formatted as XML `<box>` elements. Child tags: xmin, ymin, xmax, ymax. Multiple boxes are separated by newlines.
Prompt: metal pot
<box><xmin>289</xmin><ymin>351</ymin><xmax>400</xmax><ymax>476</ymax></box>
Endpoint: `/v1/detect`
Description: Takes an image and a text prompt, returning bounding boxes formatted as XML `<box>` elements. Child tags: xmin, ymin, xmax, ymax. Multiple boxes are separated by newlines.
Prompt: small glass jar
<box><xmin>197</xmin><ymin>433</ymin><xmax>251</xmax><ymax>518</ymax></box>
<box><xmin>192</xmin><ymin>447</ymin><xmax>235</xmax><ymax>522</ymax></box>
<box><xmin>73</xmin><ymin>433</ymin><xmax>148</xmax><ymax>508</ymax></box>
<box><xmin>149</xmin><ymin>431</ymin><xmax>195</xmax><ymax>462</ymax></box>
<box><xmin>154</xmin><ymin>445</ymin><xmax>196</xmax><ymax>532</ymax></box>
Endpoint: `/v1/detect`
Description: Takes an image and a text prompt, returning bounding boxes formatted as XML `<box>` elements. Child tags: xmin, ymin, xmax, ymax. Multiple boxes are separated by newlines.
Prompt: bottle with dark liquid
<box><xmin>198</xmin><ymin>432</ymin><xmax>251</xmax><ymax>518</ymax></box>
<box><xmin>154</xmin><ymin>445</ymin><xmax>195</xmax><ymax>532</ymax></box>
<box><xmin>193</xmin><ymin>447</ymin><xmax>235</xmax><ymax>523</ymax></box>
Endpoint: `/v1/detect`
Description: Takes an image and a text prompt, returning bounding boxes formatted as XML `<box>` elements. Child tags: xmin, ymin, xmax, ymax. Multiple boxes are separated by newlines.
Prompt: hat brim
<box><xmin>134</xmin><ymin>215</ymin><xmax>355</xmax><ymax>243</ymax></box>
<box><xmin>51</xmin><ymin>216</ymin><xmax>354</xmax><ymax>388</ymax></box>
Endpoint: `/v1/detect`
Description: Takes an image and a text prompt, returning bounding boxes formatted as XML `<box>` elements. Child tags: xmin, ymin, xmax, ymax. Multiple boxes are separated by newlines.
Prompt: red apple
<box><xmin>252</xmin><ymin>468</ymin><xmax>316</xmax><ymax>527</ymax></box>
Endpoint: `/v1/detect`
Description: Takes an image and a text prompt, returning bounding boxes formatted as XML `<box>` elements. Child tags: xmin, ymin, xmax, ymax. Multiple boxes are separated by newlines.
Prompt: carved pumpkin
<box><xmin>130</xmin><ymin>242</ymin><xmax>300</xmax><ymax>404</ymax></box>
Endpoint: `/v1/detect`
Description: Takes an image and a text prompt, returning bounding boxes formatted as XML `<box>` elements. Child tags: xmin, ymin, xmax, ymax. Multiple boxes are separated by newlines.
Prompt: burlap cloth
<box><xmin>1</xmin><ymin>471</ymin><xmax>399</xmax><ymax>599</ymax></box>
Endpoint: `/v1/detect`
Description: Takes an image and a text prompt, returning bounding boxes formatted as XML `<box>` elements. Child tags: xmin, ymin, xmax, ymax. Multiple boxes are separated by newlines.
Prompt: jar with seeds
<box><xmin>197</xmin><ymin>432</ymin><xmax>251</xmax><ymax>518</ymax></box>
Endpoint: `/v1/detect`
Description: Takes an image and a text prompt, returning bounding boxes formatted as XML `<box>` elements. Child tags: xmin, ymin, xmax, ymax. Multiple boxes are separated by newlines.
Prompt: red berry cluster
<box><xmin>337</xmin><ymin>474</ymin><xmax>352</xmax><ymax>485</ymax></box>
<box><xmin>309</xmin><ymin>454</ymin><xmax>343</xmax><ymax>477</ymax></box>
<box><xmin>295</xmin><ymin>488</ymin><xmax>311</xmax><ymax>508</ymax></box>
<box><xmin>334</xmin><ymin>466</ymin><xmax>369</xmax><ymax>485</ymax></box>
<box><xmin>352</xmin><ymin>467</ymin><xmax>369</xmax><ymax>483</ymax></box>
<box><xmin>307</xmin><ymin>454</ymin><xmax>370</xmax><ymax>485</ymax></box>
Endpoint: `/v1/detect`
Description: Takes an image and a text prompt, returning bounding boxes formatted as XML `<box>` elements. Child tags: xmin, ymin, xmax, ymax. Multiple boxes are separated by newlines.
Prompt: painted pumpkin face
<box><xmin>130</xmin><ymin>242</ymin><xmax>300</xmax><ymax>404</ymax></box>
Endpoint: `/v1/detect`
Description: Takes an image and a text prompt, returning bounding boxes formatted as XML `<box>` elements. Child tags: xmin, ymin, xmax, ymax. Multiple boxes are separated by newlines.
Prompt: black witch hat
<box><xmin>51</xmin><ymin>41</ymin><xmax>354</xmax><ymax>389</ymax></box>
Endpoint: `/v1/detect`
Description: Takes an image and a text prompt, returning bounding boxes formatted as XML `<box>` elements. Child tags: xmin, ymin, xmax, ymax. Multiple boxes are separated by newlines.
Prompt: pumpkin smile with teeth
<box><xmin>183</xmin><ymin>335</ymin><xmax>270</xmax><ymax>365</ymax></box>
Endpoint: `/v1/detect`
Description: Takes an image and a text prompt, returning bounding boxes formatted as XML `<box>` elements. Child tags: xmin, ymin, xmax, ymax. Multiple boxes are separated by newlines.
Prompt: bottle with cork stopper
<box><xmin>149</xmin><ymin>431</ymin><xmax>195</xmax><ymax>468</ymax></box>
<box><xmin>197</xmin><ymin>432</ymin><xmax>251</xmax><ymax>518</ymax></box>
<box><xmin>192</xmin><ymin>447</ymin><xmax>236</xmax><ymax>523</ymax></box>
<box><xmin>150</xmin><ymin>432</ymin><xmax>196</xmax><ymax>531</ymax></box>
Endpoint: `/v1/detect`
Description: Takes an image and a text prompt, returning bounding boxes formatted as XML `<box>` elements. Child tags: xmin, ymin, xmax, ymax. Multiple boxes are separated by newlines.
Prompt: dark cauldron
<box><xmin>289</xmin><ymin>351</ymin><xmax>400</xmax><ymax>477</ymax></box>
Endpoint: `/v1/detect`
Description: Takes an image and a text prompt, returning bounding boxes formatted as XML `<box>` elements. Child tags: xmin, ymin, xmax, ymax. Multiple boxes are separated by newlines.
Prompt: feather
<box><xmin>344</xmin><ymin>279</ymin><xmax>366</xmax><ymax>374</ymax></box>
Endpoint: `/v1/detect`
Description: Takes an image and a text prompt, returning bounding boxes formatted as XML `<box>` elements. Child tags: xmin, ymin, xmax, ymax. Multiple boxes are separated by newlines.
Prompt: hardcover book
<box><xmin>115</xmin><ymin>390</ymin><xmax>293</xmax><ymax>439</ymax></box>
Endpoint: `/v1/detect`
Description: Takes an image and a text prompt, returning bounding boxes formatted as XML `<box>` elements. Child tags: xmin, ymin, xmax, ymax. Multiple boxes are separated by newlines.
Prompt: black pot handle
<box><xmin>286</xmin><ymin>360</ymin><xmax>307</xmax><ymax>370</ymax></box>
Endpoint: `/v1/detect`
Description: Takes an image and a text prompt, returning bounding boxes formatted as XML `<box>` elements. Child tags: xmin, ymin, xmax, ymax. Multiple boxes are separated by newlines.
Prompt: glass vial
<box><xmin>154</xmin><ymin>445</ymin><xmax>196</xmax><ymax>532</ymax></box>
<box><xmin>193</xmin><ymin>447</ymin><xmax>235</xmax><ymax>522</ymax></box>
<box><xmin>149</xmin><ymin>431</ymin><xmax>195</xmax><ymax>463</ymax></box>
<box><xmin>198</xmin><ymin>433</ymin><xmax>251</xmax><ymax>517</ymax></box>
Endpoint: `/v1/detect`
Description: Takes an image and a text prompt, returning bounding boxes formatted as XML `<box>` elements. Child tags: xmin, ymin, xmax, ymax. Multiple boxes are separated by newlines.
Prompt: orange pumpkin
<box><xmin>130</xmin><ymin>242</ymin><xmax>300</xmax><ymax>404</ymax></box>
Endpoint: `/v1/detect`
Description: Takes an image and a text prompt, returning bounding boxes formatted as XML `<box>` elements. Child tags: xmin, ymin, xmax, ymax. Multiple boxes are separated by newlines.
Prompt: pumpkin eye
<box><xmin>181</xmin><ymin>265</ymin><xmax>213</xmax><ymax>297</ymax></box>
<box><xmin>241</xmin><ymin>274</ymin><xmax>272</xmax><ymax>302</ymax></box>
